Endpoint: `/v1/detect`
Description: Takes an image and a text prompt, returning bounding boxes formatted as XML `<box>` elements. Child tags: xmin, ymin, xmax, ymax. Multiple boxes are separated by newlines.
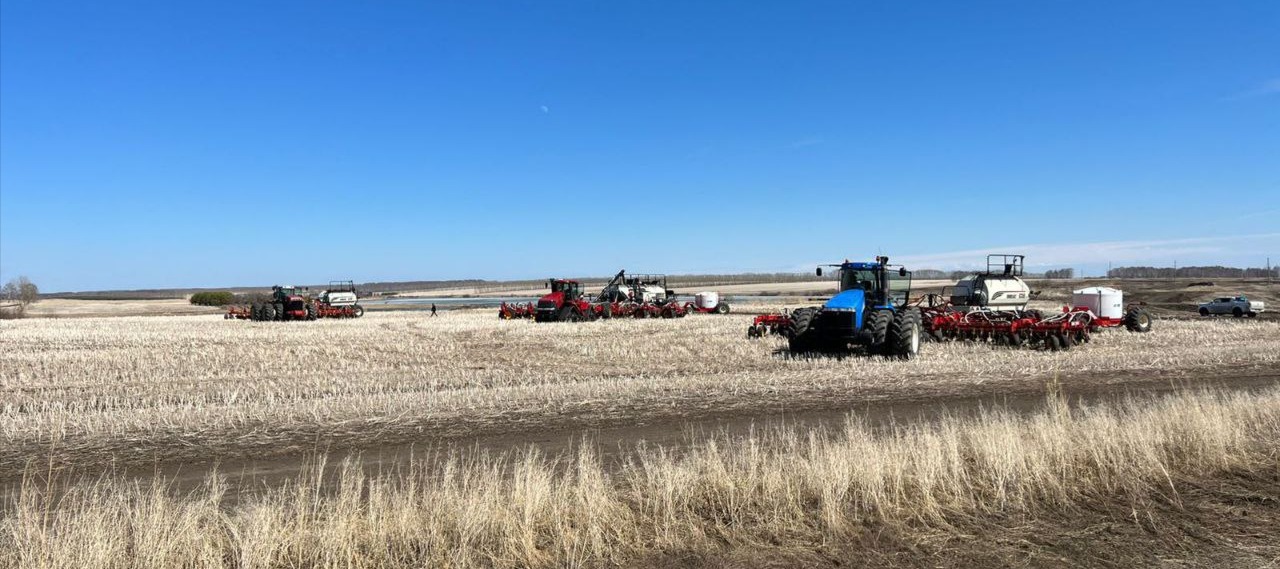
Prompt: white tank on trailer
<box><xmin>694</xmin><ymin>291</ymin><xmax>720</xmax><ymax>309</ymax></box>
<box><xmin>1072</xmin><ymin>286</ymin><xmax>1124</xmax><ymax>319</ymax></box>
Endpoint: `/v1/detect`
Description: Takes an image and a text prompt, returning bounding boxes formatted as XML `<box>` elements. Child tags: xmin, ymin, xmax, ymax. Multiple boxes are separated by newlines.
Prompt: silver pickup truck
<box><xmin>1198</xmin><ymin>296</ymin><xmax>1265</xmax><ymax>318</ymax></box>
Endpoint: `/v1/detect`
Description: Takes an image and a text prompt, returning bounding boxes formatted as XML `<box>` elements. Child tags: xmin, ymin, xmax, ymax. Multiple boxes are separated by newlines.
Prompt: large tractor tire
<box><xmin>352</xmin><ymin>305</ymin><xmax>365</xmax><ymax>318</ymax></box>
<box><xmin>306</xmin><ymin>304</ymin><xmax>317</xmax><ymax>321</ymax></box>
<box><xmin>885</xmin><ymin>307</ymin><xmax>921</xmax><ymax>359</ymax></box>
<box><xmin>1123</xmin><ymin>307</ymin><xmax>1152</xmax><ymax>333</ymax></box>
<box><xmin>273</xmin><ymin>303</ymin><xmax>284</xmax><ymax>321</ymax></box>
<box><xmin>261</xmin><ymin>304</ymin><xmax>277</xmax><ymax>322</ymax></box>
<box><xmin>716</xmin><ymin>302</ymin><xmax>730</xmax><ymax>315</ymax></box>
<box><xmin>558</xmin><ymin>306</ymin><xmax>582</xmax><ymax>322</ymax></box>
<box><xmin>250</xmin><ymin>303</ymin><xmax>262</xmax><ymax>321</ymax></box>
<box><xmin>864</xmin><ymin>309</ymin><xmax>893</xmax><ymax>354</ymax></box>
<box><xmin>787</xmin><ymin>308</ymin><xmax>819</xmax><ymax>353</ymax></box>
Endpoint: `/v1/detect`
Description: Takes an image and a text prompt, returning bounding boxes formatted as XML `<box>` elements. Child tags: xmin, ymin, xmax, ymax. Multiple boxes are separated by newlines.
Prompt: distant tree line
<box><xmin>1106</xmin><ymin>266</ymin><xmax>1279</xmax><ymax>279</ymax></box>
<box><xmin>189</xmin><ymin>291</ymin><xmax>237</xmax><ymax>306</ymax></box>
<box><xmin>1043</xmin><ymin>268</ymin><xmax>1075</xmax><ymax>279</ymax></box>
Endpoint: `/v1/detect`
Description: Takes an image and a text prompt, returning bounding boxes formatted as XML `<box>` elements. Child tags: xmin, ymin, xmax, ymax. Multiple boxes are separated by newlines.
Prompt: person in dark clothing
<box><xmin>430</xmin><ymin>303</ymin><xmax>438</xmax><ymax>317</ymax></box>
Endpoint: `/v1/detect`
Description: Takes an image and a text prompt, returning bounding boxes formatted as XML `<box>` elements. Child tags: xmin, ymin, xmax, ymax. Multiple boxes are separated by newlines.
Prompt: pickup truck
<box><xmin>1198</xmin><ymin>296</ymin><xmax>1265</xmax><ymax>318</ymax></box>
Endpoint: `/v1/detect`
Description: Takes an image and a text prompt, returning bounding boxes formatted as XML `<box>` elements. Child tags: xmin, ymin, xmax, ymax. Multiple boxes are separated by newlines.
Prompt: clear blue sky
<box><xmin>2</xmin><ymin>1</ymin><xmax>1277</xmax><ymax>292</ymax></box>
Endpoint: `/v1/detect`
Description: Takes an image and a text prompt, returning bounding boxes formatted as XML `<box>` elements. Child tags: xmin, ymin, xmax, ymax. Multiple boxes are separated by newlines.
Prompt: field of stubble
<box><xmin>2</xmin><ymin>310</ymin><xmax>1278</xmax><ymax>478</ymax></box>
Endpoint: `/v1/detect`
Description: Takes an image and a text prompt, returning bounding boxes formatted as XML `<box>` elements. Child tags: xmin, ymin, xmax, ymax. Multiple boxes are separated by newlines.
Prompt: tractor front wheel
<box><xmin>306</xmin><ymin>304</ymin><xmax>317</xmax><ymax>321</ymax></box>
<box><xmin>262</xmin><ymin>304</ymin><xmax>277</xmax><ymax>322</ymax></box>
<box><xmin>787</xmin><ymin>308</ymin><xmax>819</xmax><ymax>353</ymax></box>
<box><xmin>886</xmin><ymin>307</ymin><xmax>921</xmax><ymax>359</ymax></box>
<box><xmin>864</xmin><ymin>309</ymin><xmax>893</xmax><ymax>354</ymax></box>
<box><xmin>352</xmin><ymin>305</ymin><xmax>365</xmax><ymax>318</ymax></box>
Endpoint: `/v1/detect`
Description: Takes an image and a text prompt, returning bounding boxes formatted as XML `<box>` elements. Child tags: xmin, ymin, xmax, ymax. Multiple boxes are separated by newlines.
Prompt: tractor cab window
<box><xmin>838</xmin><ymin>269</ymin><xmax>878</xmax><ymax>294</ymax></box>
<box><xmin>887</xmin><ymin>270</ymin><xmax>912</xmax><ymax>307</ymax></box>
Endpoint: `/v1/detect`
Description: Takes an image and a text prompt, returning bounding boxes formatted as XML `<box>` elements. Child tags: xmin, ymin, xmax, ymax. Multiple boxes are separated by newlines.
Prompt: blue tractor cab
<box><xmin>788</xmin><ymin>256</ymin><xmax>921</xmax><ymax>358</ymax></box>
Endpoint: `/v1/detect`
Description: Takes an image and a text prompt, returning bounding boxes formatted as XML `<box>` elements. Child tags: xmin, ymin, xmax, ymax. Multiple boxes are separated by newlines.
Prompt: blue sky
<box><xmin>1</xmin><ymin>1</ymin><xmax>1277</xmax><ymax>291</ymax></box>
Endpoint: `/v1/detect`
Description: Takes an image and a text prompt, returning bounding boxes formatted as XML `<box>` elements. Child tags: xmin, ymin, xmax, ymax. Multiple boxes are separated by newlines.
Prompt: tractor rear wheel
<box><xmin>1123</xmin><ymin>308</ymin><xmax>1152</xmax><ymax>333</ymax></box>
<box><xmin>306</xmin><ymin>304</ymin><xmax>317</xmax><ymax>321</ymax></box>
<box><xmin>787</xmin><ymin>308</ymin><xmax>819</xmax><ymax>353</ymax></box>
<box><xmin>262</xmin><ymin>304</ymin><xmax>277</xmax><ymax>321</ymax></box>
<box><xmin>886</xmin><ymin>307</ymin><xmax>921</xmax><ymax>359</ymax></box>
<box><xmin>716</xmin><ymin>303</ymin><xmax>730</xmax><ymax>314</ymax></box>
<box><xmin>250</xmin><ymin>303</ymin><xmax>262</xmax><ymax>321</ymax></box>
<box><xmin>273</xmin><ymin>303</ymin><xmax>284</xmax><ymax>321</ymax></box>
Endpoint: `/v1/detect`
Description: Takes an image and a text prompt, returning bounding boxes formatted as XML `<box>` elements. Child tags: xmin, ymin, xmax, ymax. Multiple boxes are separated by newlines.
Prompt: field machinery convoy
<box><xmin>519</xmin><ymin>269</ymin><xmax>721</xmax><ymax>322</ymax></box>
<box><xmin>757</xmin><ymin>254</ymin><xmax>1154</xmax><ymax>355</ymax></box>
<box><xmin>225</xmin><ymin>281</ymin><xmax>364</xmax><ymax>321</ymax></box>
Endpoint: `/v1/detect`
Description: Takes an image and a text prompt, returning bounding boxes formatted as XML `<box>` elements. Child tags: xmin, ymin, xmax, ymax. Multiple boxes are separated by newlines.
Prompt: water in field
<box><xmin>362</xmin><ymin>295</ymin><xmax>760</xmax><ymax>309</ymax></box>
<box><xmin>361</xmin><ymin>296</ymin><xmax>539</xmax><ymax>308</ymax></box>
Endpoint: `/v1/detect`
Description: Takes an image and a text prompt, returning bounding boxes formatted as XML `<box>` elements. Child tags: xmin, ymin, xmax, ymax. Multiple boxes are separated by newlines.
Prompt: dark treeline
<box><xmin>1106</xmin><ymin>266</ymin><xmax>1279</xmax><ymax>279</ymax></box>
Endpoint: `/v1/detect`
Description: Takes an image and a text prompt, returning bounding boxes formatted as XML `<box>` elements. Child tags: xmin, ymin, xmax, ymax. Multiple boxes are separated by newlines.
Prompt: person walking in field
<box><xmin>430</xmin><ymin>303</ymin><xmax>437</xmax><ymax>317</ymax></box>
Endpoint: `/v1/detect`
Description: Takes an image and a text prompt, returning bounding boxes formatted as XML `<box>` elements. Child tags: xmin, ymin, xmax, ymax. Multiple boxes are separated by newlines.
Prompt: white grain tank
<box><xmin>321</xmin><ymin>290</ymin><xmax>358</xmax><ymax>306</ymax></box>
<box><xmin>694</xmin><ymin>291</ymin><xmax>720</xmax><ymax>310</ymax></box>
<box><xmin>1072</xmin><ymin>286</ymin><xmax>1123</xmax><ymax>319</ymax></box>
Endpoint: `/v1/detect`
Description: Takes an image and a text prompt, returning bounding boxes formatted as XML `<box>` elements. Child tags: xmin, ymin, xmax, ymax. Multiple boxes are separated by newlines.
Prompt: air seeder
<box><xmin>225</xmin><ymin>281</ymin><xmax>364</xmax><ymax>321</ymax></box>
<box><xmin>917</xmin><ymin>256</ymin><xmax>1152</xmax><ymax>350</ymax></box>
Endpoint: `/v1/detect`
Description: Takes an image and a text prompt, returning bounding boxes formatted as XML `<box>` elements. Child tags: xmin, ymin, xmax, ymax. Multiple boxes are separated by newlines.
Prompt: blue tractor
<box><xmin>787</xmin><ymin>256</ymin><xmax>922</xmax><ymax>358</ymax></box>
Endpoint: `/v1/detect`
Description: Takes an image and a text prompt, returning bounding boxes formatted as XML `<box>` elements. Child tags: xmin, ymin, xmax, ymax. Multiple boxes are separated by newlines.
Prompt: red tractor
<box><xmin>535</xmin><ymin>279</ymin><xmax>595</xmax><ymax>322</ymax></box>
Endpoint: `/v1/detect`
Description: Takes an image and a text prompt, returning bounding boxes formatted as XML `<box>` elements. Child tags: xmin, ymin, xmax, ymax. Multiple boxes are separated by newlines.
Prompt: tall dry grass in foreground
<box><xmin>3</xmin><ymin>312</ymin><xmax>1277</xmax><ymax>474</ymax></box>
<box><xmin>4</xmin><ymin>387</ymin><xmax>1278</xmax><ymax>568</ymax></box>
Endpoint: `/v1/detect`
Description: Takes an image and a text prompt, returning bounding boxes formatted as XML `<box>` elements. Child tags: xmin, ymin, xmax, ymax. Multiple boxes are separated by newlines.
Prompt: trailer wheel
<box><xmin>1123</xmin><ymin>308</ymin><xmax>1152</xmax><ymax>333</ymax></box>
<box><xmin>716</xmin><ymin>302</ymin><xmax>730</xmax><ymax>315</ymax></box>
<box><xmin>886</xmin><ymin>307</ymin><xmax>921</xmax><ymax>359</ymax></box>
<box><xmin>1046</xmin><ymin>335</ymin><xmax>1061</xmax><ymax>351</ymax></box>
<box><xmin>353</xmin><ymin>305</ymin><xmax>365</xmax><ymax>318</ymax></box>
<box><xmin>1058</xmin><ymin>333</ymin><xmax>1074</xmax><ymax>350</ymax></box>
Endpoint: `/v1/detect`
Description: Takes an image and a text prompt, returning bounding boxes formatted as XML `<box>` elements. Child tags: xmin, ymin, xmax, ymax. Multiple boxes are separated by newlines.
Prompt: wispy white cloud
<box><xmin>1223</xmin><ymin>78</ymin><xmax>1280</xmax><ymax>100</ymax></box>
<box><xmin>894</xmin><ymin>233</ymin><xmax>1280</xmax><ymax>270</ymax></box>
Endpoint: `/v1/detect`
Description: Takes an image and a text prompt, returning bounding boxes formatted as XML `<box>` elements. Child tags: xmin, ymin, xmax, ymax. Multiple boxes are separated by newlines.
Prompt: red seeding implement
<box><xmin>225</xmin><ymin>282</ymin><xmax>364</xmax><ymax>322</ymax></box>
<box><xmin>747</xmin><ymin>312</ymin><xmax>791</xmax><ymax>338</ymax></box>
<box><xmin>498</xmin><ymin>302</ymin><xmax>537</xmax><ymax>320</ymax></box>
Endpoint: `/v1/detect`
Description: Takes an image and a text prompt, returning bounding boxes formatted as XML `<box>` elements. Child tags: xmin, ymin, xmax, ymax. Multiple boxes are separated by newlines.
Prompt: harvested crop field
<box><xmin>2</xmin><ymin>308</ymin><xmax>1278</xmax><ymax>477</ymax></box>
<box><xmin>2</xmin><ymin>305</ymin><xmax>1279</xmax><ymax>567</ymax></box>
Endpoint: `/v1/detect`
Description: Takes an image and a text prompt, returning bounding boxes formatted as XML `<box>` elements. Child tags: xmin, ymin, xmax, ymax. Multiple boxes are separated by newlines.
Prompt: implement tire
<box><xmin>1123</xmin><ymin>308</ymin><xmax>1152</xmax><ymax>333</ymax></box>
<box><xmin>886</xmin><ymin>307</ymin><xmax>922</xmax><ymax>359</ymax></box>
<box><xmin>787</xmin><ymin>307</ymin><xmax>819</xmax><ymax>353</ymax></box>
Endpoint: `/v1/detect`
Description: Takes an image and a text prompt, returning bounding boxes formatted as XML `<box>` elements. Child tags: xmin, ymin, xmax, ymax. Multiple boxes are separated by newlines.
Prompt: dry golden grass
<box><xmin>3</xmin><ymin>387</ymin><xmax>1278</xmax><ymax>568</ymax></box>
<box><xmin>2</xmin><ymin>311</ymin><xmax>1278</xmax><ymax>475</ymax></box>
